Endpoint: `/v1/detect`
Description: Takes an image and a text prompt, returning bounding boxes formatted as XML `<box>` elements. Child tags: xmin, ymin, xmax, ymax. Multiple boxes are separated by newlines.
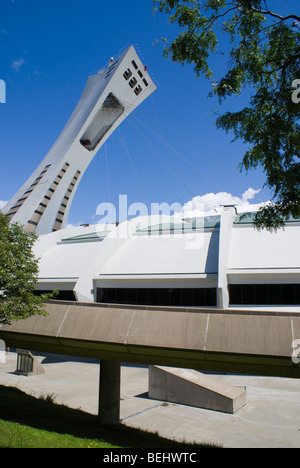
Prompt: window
<box><xmin>97</xmin><ymin>287</ymin><xmax>217</xmax><ymax>307</ymax></box>
<box><xmin>134</xmin><ymin>85</ymin><xmax>142</xmax><ymax>96</ymax></box>
<box><xmin>34</xmin><ymin>290</ymin><xmax>76</xmax><ymax>301</ymax></box>
<box><xmin>132</xmin><ymin>60</ymin><xmax>138</xmax><ymax>70</ymax></box>
<box><xmin>123</xmin><ymin>69</ymin><xmax>132</xmax><ymax>80</ymax></box>
<box><xmin>27</xmin><ymin>220</ymin><xmax>38</xmax><ymax>226</ymax></box>
<box><xmin>229</xmin><ymin>284</ymin><xmax>300</xmax><ymax>305</ymax></box>
<box><xmin>80</xmin><ymin>93</ymin><xmax>124</xmax><ymax>152</ymax></box>
<box><xmin>138</xmin><ymin>70</ymin><xmax>143</xmax><ymax>78</ymax></box>
<box><xmin>143</xmin><ymin>78</ymin><xmax>149</xmax><ymax>87</ymax></box>
<box><xmin>129</xmin><ymin>77</ymin><xmax>137</xmax><ymax>88</ymax></box>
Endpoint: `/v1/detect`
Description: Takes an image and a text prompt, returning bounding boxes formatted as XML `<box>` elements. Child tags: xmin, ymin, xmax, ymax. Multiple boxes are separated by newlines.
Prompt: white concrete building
<box><xmin>2</xmin><ymin>46</ymin><xmax>300</xmax><ymax>312</ymax></box>
<box><xmin>32</xmin><ymin>209</ymin><xmax>300</xmax><ymax>311</ymax></box>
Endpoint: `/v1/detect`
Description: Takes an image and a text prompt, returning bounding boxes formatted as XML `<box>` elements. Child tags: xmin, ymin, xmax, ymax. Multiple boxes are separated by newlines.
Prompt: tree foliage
<box><xmin>0</xmin><ymin>212</ymin><xmax>53</xmax><ymax>325</ymax></box>
<box><xmin>154</xmin><ymin>0</ymin><xmax>300</xmax><ymax>230</ymax></box>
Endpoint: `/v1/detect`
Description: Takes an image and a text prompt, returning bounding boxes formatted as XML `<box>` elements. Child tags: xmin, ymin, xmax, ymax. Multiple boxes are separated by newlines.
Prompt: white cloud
<box><xmin>241</xmin><ymin>187</ymin><xmax>261</xmax><ymax>203</ymax></box>
<box><xmin>177</xmin><ymin>188</ymin><xmax>270</xmax><ymax>219</ymax></box>
<box><xmin>11</xmin><ymin>58</ymin><xmax>25</xmax><ymax>72</ymax></box>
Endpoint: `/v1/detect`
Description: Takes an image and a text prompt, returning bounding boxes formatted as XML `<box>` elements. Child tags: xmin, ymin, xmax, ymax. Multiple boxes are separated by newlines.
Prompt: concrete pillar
<box><xmin>98</xmin><ymin>360</ymin><xmax>121</xmax><ymax>425</ymax></box>
<box><xmin>217</xmin><ymin>206</ymin><xmax>236</xmax><ymax>309</ymax></box>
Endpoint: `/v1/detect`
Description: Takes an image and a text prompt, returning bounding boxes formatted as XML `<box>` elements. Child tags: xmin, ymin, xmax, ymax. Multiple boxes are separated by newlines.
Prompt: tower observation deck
<box><xmin>2</xmin><ymin>46</ymin><xmax>156</xmax><ymax>234</ymax></box>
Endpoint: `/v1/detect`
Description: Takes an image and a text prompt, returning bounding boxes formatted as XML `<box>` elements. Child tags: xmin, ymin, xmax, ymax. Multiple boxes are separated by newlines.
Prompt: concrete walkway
<box><xmin>1</xmin><ymin>351</ymin><xmax>300</xmax><ymax>448</ymax></box>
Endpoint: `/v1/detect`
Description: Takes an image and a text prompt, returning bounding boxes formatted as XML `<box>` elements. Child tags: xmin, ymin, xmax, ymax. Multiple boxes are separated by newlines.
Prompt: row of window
<box><xmin>53</xmin><ymin>170</ymin><xmax>81</xmax><ymax>232</ymax></box>
<box><xmin>6</xmin><ymin>164</ymin><xmax>52</xmax><ymax>219</ymax></box>
<box><xmin>24</xmin><ymin>163</ymin><xmax>70</xmax><ymax>233</ymax></box>
<box><xmin>105</xmin><ymin>59</ymin><xmax>119</xmax><ymax>79</ymax></box>
<box><xmin>97</xmin><ymin>287</ymin><xmax>217</xmax><ymax>307</ymax></box>
<box><xmin>97</xmin><ymin>284</ymin><xmax>300</xmax><ymax>307</ymax></box>
<box><xmin>229</xmin><ymin>284</ymin><xmax>300</xmax><ymax>306</ymax></box>
<box><xmin>34</xmin><ymin>284</ymin><xmax>300</xmax><ymax>307</ymax></box>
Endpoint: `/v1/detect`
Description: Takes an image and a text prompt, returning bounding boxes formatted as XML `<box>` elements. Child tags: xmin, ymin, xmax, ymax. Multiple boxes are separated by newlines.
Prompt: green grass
<box><xmin>0</xmin><ymin>386</ymin><xmax>220</xmax><ymax>449</ymax></box>
<box><xmin>0</xmin><ymin>419</ymin><xmax>116</xmax><ymax>448</ymax></box>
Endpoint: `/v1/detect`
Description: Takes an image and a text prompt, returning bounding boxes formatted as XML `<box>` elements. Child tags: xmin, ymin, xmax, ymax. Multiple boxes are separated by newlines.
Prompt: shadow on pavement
<box><xmin>0</xmin><ymin>385</ymin><xmax>218</xmax><ymax>448</ymax></box>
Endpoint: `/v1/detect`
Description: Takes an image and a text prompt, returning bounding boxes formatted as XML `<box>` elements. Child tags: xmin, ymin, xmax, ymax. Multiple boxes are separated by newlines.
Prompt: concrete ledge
<box><xmin>149</xmin><ymin>366</ymin><xmax>247</xmax><ymax>414</ymax></box>
<box><xmin>1</xmin><ymin>301</ymin><xmax>300</xmax><ymax>378</ymax></box>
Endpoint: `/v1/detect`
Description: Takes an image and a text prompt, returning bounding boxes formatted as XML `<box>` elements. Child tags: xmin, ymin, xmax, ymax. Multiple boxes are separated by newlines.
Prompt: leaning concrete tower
<box><xmin>2</xmin><ymin>46</ymin><xmax>156</xmax><ymax>234</ymax></box>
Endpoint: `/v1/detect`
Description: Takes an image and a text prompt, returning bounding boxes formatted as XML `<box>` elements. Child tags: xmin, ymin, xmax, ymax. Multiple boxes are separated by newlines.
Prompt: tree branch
<box><xmin>251</xmin><ymin>8</ymin><xmax>300</xmax><ymax>23</ymax></box>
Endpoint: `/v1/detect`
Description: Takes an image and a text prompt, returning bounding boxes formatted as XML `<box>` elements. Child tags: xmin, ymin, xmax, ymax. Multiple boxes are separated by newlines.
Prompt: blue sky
<box><xmin>1</xmin><ymin>0</ymin><xmax>290</xmax><ymax>226</ymax></box>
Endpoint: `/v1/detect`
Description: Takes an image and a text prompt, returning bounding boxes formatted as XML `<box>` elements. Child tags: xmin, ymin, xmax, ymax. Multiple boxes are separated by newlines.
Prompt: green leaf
<box><xmin>0</xmin><ymin>212</ymin><xmax>50</xmax><ymax>325</ymax></box>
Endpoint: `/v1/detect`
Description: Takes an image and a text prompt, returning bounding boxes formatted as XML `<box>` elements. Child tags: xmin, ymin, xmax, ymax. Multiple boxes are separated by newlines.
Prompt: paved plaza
<box><xmin>1</xmin><ymin>351</ymin><xmax>300</xmax><ymax>448</ymax></box>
